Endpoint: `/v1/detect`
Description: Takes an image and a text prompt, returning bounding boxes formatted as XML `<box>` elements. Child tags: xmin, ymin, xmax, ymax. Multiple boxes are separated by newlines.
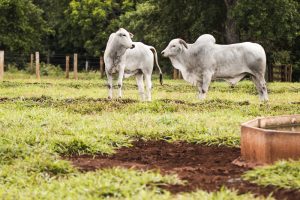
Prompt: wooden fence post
<box><xmin>265</xmin><ymin>64</ymin><xmax>269</xmax><ymax>82</ymax></box>
<box><xmin>288</xmin><ymin>65</ymin><xmax>292</xmax><ymax>82</ymax></box>
<box><xmin>35</xmin><ymin>52</ymin><xmax>40</xmax><ymax>80</ymax></box>
<box><xmin>268</xmin><ymin>64</ymin><xmax>273</xmax><ymax>82</ymax></box>
<box><xmin>0</xmin><ymin>51</ymin><xmax>4</xmax><ymax>81</ymax></box>
<box><xmin>269</xmin><ymin>64</ymin><xmax>293</xmax><ymax>82</ymax></box>
<box><xmin>178</xmin><ymin>71</ymin><xmax>182</xmax><ymax>79</ymax></box>
<box><xmin>46</xmin><ymin>51</ymin><xmax>50</xmax><ymax>64</ymax></box>
<box><xmin>173</xmin><ymin>68</ymin><xmax>178</xmax><ymax>79</ymax></box>
<box><xmin>65</xmin><ymin>55</ymin><xmax>70</xmax><ymax>79</ymax></box>
<box><xmin>100</xmin><ymin>56</ymin><xmax>104</xmax><ymax>78</ymax></box>
<box><xmin>74</xmin><ymin>53</ymin><xmax>78</xmax><ymax>80</ymax></box>
<box><xmin>30</xmin><ymin>53</ymin><xmax>34</xmax><ymax>72</ymax></box>
<box><xmin>85</xmin><ymin>60</ymin><xmax>89</xmax><ymax>71</ymax></box>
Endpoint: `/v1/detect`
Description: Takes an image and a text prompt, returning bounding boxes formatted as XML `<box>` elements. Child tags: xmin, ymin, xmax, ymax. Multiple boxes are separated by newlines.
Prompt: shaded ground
<box><xmin>65</xmin><ymin>141</ymin><xmax>300</xmax><ymax>200</ymax></box>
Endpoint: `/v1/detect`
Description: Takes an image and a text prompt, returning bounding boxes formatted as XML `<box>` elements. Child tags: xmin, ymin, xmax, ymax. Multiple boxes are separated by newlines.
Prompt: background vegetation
<box><xmin>0</xmin><ymin>0</ymin><xmax>299</xmax><ymax>79</ymax></box>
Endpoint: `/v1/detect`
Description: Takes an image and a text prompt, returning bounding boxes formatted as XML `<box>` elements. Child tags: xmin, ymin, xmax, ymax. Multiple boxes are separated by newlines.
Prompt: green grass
<box><xmin>243</xmin><ymin>160</ymin><xmax>300</xmax><ymax>190</ymax></box>
<box><xmin>0</xmin><ymin>72</ymin><xmax>299</xmax><ymax>199</ymax></box>
<box><xmin>175</xmin><ymin>187</ymin><xmax>273</xmax><ymax>200</ymax></box>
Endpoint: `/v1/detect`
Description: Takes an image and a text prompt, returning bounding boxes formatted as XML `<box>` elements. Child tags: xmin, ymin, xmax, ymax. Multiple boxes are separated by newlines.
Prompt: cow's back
<box><xmin>125</xmin><ymin>42</ymin><xmax>154</xmax><ymax>70</ymax></box>
<box><xmin>233</xmin><ymin>42</ymin><xmax>266</xmax><ymax>74</ymax></box>
<box><xmin>212</xmin><ymin>42</ymin><xmax>266</xmax><ymax>76</ymax></box>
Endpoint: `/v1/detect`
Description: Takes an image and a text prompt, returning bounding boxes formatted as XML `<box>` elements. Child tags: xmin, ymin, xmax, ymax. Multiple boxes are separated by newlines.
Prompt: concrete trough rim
<box><xmin>235</xmin><ymin>114</ymin><xmax>300</xmax><ymax>168</ymax></box>
<box><xmin>241</xmin><ymin>114</ymin><xmax>300</xmax><ymax>134</ymax></box>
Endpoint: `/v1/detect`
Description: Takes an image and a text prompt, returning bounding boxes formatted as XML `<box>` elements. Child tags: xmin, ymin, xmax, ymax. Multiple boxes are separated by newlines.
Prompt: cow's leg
<box><xmin>106</xmin><ymin>72</ymin><xmax>113</xmax><ymax>99</ymax></box>
<box><xmin>198</xmin><ymin>72</ymin><xmax>212</xmax><ymax>100</ymax></box>
<box><xmin>136</xmin><ymin>73</ymin><xmax>145</xmax><ymax>101</ymax></box>
<box><xmin>144</xmin><ymin>74</ymin><xmax>152</xmax><ymax>101</ymax></box>
<box><xmin>117</xmin><ymin>66</ymin><xmax>125</xmax><ymax>98</ymax></box>
<box><xmin>251</xmin><ymin>75</ymin><xmax>269</xmax><ymax>101</ymax></box>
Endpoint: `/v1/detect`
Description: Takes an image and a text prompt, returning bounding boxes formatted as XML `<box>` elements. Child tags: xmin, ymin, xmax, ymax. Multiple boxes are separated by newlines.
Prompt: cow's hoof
<box><xmin>259</xmin><ymin>96</ymin><xmax>269</xmax><ymax>103</ymax></box>
<box><xmin>198</xmin><ymin>94</ymin><xmax>206</xmax><ymax>100</ymax></box>
<box><xmin>260</xmin><ymin>99</ymin><xmax>269</xmax><ymax>104</ymax></box>
<box><xmin>107</xmin><ymin>96</ymin><xmax>112</xmax><ymax>100</ymax></box>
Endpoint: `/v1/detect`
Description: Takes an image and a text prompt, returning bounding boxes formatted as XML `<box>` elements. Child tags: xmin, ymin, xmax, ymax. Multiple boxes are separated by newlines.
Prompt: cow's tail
<box><xmin>149</xmin><ymin>46</ymin><xmax>163</xmax><ymax>85</ymax></box>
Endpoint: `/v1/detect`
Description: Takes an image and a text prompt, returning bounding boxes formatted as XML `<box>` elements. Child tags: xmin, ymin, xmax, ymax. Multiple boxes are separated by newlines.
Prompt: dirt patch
<box><xmin>0</xmin><ymin>96</ymin><xmax>137</xmax><ymax>104</ymax></box>
<box><xmin>65</xmin><ymin>141</ymin><xmax>300</xmax><ymax>200</ymax></box>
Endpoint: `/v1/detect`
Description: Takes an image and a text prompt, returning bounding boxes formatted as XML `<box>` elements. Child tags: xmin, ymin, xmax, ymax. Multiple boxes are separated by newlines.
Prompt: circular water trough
<box><xmin>233</xmin><ymin>114</ymin><xmax>300</xmax><ymax>168</ymax></box>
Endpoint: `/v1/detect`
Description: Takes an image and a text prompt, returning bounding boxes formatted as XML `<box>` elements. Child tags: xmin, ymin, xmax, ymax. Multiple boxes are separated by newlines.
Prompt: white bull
<box><xmin>161</xmin><ymin>34</ymin><xmax>269</xmax><ymax>101</ymax></box>
<box><xmin>104</xmin><ymin>28</ymin><xmax>163</xmax><ymax>101</ymax></box>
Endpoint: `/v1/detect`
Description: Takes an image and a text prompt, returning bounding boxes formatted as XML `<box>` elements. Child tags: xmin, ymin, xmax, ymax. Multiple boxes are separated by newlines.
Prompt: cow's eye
<box><xmin>172</xmin><ymin>45</ymin><xmax>176</xmax><ymax>48</ymax></box>
<box><xmin>122</xmin><ymin>34</ymin><xmax>126</xmax><ymax>37</ymax></box>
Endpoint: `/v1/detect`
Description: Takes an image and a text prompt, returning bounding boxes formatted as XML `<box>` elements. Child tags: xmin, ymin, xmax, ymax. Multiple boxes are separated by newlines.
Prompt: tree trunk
<box><xmin>224</xmin><ymin>0</ymin><xmax>239</xmax><ymax>44</ymax></box>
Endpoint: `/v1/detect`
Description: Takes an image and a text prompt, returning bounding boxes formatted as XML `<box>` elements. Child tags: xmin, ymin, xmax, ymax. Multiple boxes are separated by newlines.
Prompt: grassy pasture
<box><xmin>0</xmin><ymin>72</ymin><xmax>299</xmax><ymax>199</ymax></box>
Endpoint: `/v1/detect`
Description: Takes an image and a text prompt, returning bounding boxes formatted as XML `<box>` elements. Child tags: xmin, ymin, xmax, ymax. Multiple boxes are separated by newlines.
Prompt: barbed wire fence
<box><xmin>0</xmin><ymin>50</ymin><xmax>296</xmax><ymax>82</ymax></box>
<box><xmin>0</xmin><ymin>50</ymin><xmax>105</xmax><ymax>81</ymax></box>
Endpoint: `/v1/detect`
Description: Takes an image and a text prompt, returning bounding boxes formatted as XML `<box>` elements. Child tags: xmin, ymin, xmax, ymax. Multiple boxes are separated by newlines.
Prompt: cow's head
<box><xmin>116</xmin><ymin>28</ymin><xmax>135</xmax><ymax>49</ymax></box>
<box><xmin>161</xmin><ymin>39</ymin><xmax>188</xmax><ymax>57</ymax></box>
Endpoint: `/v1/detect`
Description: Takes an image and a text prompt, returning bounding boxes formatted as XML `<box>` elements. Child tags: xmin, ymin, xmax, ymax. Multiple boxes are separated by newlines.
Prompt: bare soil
<box><xmin>65</xmin><ymin>140</ymin><xmax>300</xmax><ymax>200</ymax></box>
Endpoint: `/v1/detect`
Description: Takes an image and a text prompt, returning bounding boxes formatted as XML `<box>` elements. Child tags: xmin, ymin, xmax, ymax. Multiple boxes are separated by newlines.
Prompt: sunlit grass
<box><xmin>175</xmin><ymin>187</ymin><xmax>273</xmax><ymax>200</ymax></box>
<box><xmin>243</xmin><ymin>160</ymin><xmax>300</xmax><ymax>190</ymax></box>
<box><xmin>0</xmin><ymin>72</ymin><xmax>299</xmax><ymax>199</ymax></box>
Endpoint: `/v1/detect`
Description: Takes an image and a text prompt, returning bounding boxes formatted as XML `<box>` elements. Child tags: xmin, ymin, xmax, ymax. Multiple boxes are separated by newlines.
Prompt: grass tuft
<box><xmin>243</xmin><ymin>160</ymin><xmax>300</xmax><ymax>189</ymax></box>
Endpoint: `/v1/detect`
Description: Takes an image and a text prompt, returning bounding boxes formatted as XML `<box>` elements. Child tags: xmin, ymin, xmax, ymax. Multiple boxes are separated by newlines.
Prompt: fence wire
<box><xmin>3</xmin><ymin>52</ymin><xmax>102</xmax><ymax>71</ymax></box>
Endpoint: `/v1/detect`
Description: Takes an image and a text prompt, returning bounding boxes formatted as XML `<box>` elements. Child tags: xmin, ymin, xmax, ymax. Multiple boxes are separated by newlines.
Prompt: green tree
<box><xmin>118</xmin><ymin>0</ymin><xmax>226</xmax><ymax>72</ymax></box>
<box><xmin>59</xmin><ymin>0</ymin><xmax>135</xmax><ymax>56</ymax></box>
<box><xmin>32</xmin><ymin>0</ymin><xmax>70</xmax><ymax>55</ymax></box>
<box><xmin>0</xmin><ymin>0</ymin><xmax>49</xmax><ymax>53</ymax></box>
<box><xmin>233</xmin><ymin>0</ymin><xmax>300</xmax><ymax>81</ymax></box>
<box><xmin>232</xmin><ymin>0</ymin><xmax>300</xmax><ymax>54</ymax></box>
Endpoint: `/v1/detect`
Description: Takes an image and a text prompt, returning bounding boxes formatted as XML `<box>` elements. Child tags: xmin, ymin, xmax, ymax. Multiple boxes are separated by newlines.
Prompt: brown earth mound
<box><xmin>65</xmin><ymin>141</ymin><xmax>300</xmax><ymax>200</ymax></box>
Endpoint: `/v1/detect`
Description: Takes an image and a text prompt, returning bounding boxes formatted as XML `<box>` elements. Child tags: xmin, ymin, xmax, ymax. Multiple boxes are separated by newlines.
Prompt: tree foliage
<box><xmin>59</xmin><ymin>0</ymin><xmax>135</xmax><ymax>56</ymax></box>
<box><xmin>32</xmin><ymin>0</ymin><xmax>70</xmax><ymax>54</ymax></box>
<box><xmin>232</xmin><ymin>0</ymin><xmax>300</xmax><ymax>52</ymax></box>
<box><xmin>119</xmin><ymin>0</ymin><xmax>226</xmax><ymax>49</ymax></box>
<box><xmin>0</xmin><ymin>0</ymin><xmax>49</xmax><ymax>53</ymax></box>
<box><xmin>0</xmin><ymin>0</ymin><xmax>299</xmax><ymax>78</ymax></box>
<box><xmin>118</xmin><ymin>0</ymin><xmax>227</xmax><ymax>72</ymax></box>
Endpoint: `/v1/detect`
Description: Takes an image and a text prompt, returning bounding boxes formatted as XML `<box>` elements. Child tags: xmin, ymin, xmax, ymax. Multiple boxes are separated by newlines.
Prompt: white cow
<box><xmin>161</xmin><ymin>34</ymin><xmax>269</xmax><ymax>101</ymax></box>
<box><xmin>104</xmin><ymin>28</ymin><xmax>163</xmax><ymax>101</ymax></box>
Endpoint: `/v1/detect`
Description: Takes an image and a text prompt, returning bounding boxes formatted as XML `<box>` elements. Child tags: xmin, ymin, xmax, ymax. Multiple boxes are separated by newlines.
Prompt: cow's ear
<box><xmin>179</xmin><ymin>39</ymin><xmax>188</xmax><ymax>49</ymax></box>
<box><xmin>129</xmin><ymin>32</ymin><xmax>134</xmax><ymax>38</ymax></box>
